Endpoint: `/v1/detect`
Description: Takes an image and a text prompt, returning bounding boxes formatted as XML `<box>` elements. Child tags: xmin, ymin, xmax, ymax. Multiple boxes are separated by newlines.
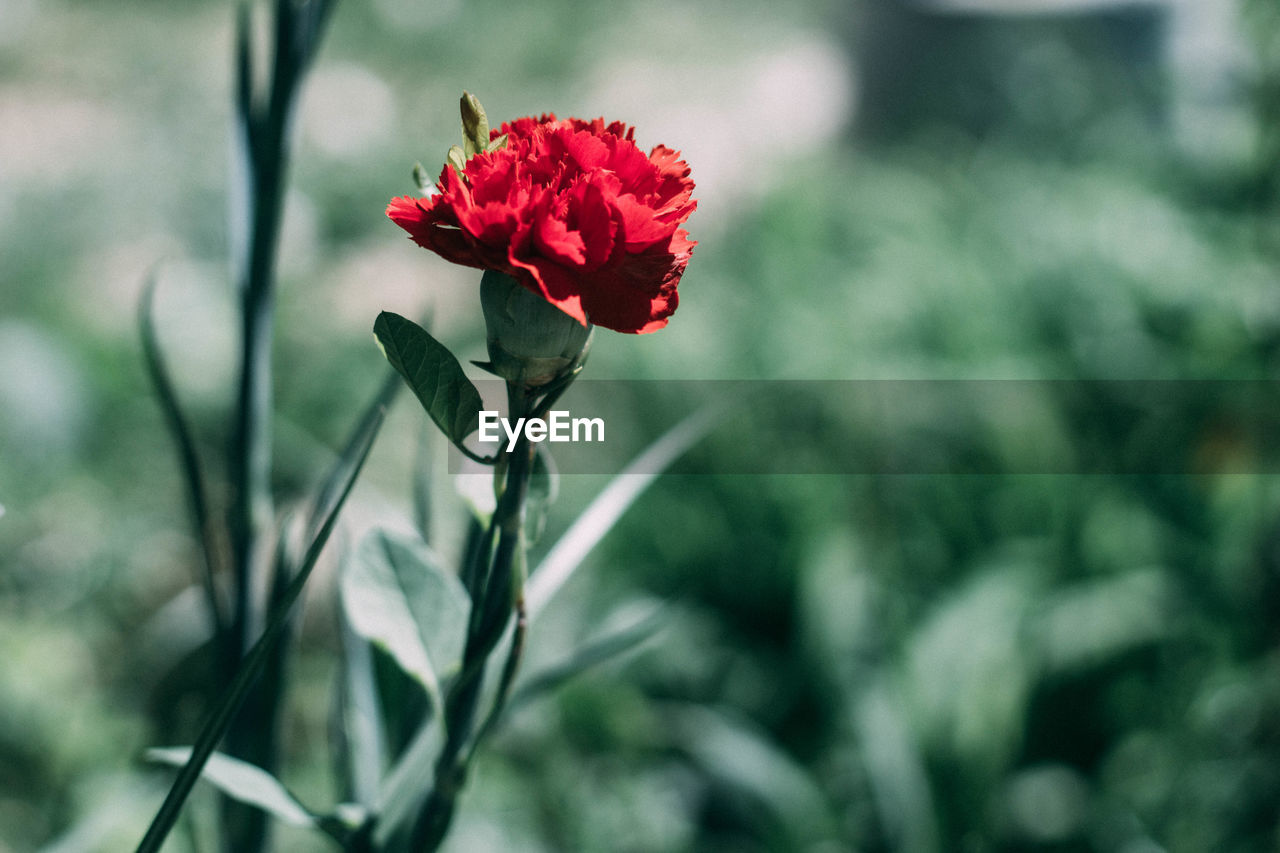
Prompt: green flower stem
<box><xmin>408</xmin><ymin>382</ymin><xmax>540</xmax><ymax>851</ymax></box>
<box><xmin>224</xmin><ymin>3</ymin><xmax>338</xmax><ymax>850</ymax></box>
<box><xmin>469</xmin><ymin>547</ymin><xmax>528</xmax><ymax>757</ymax></box>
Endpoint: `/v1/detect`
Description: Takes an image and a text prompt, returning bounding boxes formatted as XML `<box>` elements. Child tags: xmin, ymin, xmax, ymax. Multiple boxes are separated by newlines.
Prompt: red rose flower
<box><xmin>387</xmin><ymin>115</ymin><xmax>696</xmax><ymax>334</ymax></box>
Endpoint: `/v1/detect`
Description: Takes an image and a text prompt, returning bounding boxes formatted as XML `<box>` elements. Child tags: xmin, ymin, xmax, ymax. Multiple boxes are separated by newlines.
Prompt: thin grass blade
<box><xmin>138</xmin><ymin>272</ymin><xmax>225</xmax><ymax>637</ymax></box>
<box><xmin>507</xmin><ymin>603</ymin><xmax>667</xmax><ymax>715</ymax></box>
<box><xmin>525</xmin><ymin>402</ymin><xmax>724</xmax><ymax>618</ymax></box>
<box><xmin>133</xmin><ymin>405</ymin><xmax>385</xmax><ymax>853</ymax></box>
<box><xmin>145</xmin><ymin>748</ymin><xmax>318</xmax><ymax>830</ymax></box>
<box><xmin>306</xmin><ymin>368</ymin><xmax>401</xmax><ymax>540</ymax></box>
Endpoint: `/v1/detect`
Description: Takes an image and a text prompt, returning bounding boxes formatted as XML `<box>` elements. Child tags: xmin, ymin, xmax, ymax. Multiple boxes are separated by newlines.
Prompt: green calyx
<box><xmin>480</xmin><ymin>270</ymin><xmax>592</xmax><ymax>387</ymax></box>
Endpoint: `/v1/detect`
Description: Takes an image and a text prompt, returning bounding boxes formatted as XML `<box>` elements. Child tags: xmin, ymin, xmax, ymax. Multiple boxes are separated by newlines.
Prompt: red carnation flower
<box><xmin>387</xmin><ymin>114</ymin><xmax>697</xmax><ymax>334</ymax></box>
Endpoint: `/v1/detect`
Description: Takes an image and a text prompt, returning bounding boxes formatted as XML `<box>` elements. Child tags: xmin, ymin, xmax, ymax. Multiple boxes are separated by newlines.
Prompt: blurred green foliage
<box><xmin>4</xmin><ymin>0</ymin><xmax>1280</xmax><ymax>850</ymax></box>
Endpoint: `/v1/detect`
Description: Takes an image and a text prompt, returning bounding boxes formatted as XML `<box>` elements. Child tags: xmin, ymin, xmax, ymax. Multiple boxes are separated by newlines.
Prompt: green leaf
<box><xmin>147</xmin><ymin>748</ymin><xmax>370</xmax><ymax>845</ymax></box>
<box><xmin>524</xmin><ymin>446</ymin><xmax>558</xmax><ymax>546</ymax></box>
<box><xmin>484</xmin><ymin>132</ymin><xmax>508</xmax><ymax>153</ymax></box>
<box><xmin>138</xmin><ymin>272</ymin><xmax>224</xmax><ymax>637</ymax></box>
<box><xmin>337</xmin><ymin>611</ymin><xmax>386</xmax><ymax>810</ymax></box>
<box><xmin>446</xmin><ymin>144</ymin><xmax>466</xmax><ymax>176</ymax></box>
<box><xmin>134</xmin><ymin>405</ymin><xmax>385</xmax><ymax>853</ymax></box>
<box><xmin>372</xmin><ymin>716</ymin><xmax>445</xmax><ymax>849</ymax></box>
<box><xmin>317</xmin><ymin>803</ymin><xmax>372</xmax><ymax>846</ymax></box>
<box><xmin>460</xmin><ymin>91</ymin><xmax>489</xmax><ymax>158</ymax></box>
<box><xmin>145</xmin><ymin>748</ymin><xmax>317</xmax><ymax>829</ymax></box>
<box><xmin>342</xmin><ymin>530</ymin><xmax>470</xmax><ymax>717</ymax></box>
<box><xmin>234</xmin><ymin>1</ymin><xmax>254</xmax><ymax>129</ymax></box>
<box><xmin>525</xmin><ymin>402</ymin><xmax>725</xmax><ymax>618</ymax></box>
<box><xmin>373</xmin><ymin>311</ymin><xmax>485</xmax><ymax>453</ymax></box>
<box><xmin>666</xmin><ymin>704</ymin><xmax>839</xmax><ymax>846</ymax></box>
<box><xmin>296</xmin><ymin>0</ymin><xmax>341</xmax><ymax>70</ymax></box>
<box><xmin>412</xmin><ymin>162</ymin><xmax>433</xmax><ymax>193</ymax></box>
<box><xmin>412</xmin><ymin>421</ymin><xmax>434</xmax><ymax>540</ymax></box>
<box><xmin>851</xmin><ymin>683</ymin><xmax>940</xmax><ymax>853</ymax></box>
<box><xmin>509</xmin><ymin>602</ymin><xmax>666</xmax><ymax>714</ymax></box>
<box><xmin>306</xmin><ymin>369</ymin><xmax>400</xmax><ymax>543</ymax></box>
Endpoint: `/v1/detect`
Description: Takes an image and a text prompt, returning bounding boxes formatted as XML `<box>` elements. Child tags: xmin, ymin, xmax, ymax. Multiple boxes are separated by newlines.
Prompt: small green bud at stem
<box><xmin>460</xmin><ymin>91</ymin><xmax>490</xmax><ymax>158</ymax></box>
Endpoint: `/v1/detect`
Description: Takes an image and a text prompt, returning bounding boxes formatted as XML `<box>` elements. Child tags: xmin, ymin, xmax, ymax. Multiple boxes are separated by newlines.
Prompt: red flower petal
<box><xmin>614</xmin><ymin>193</ymin><xmax>676</xmax><ymax>251</ymax></box>
<box><xmin>533</xmin><ymin>209</ymin><xmax>587</xmax><ymax>265</ymax></box>
<box><xmin>563</xmin><ymin>129</ymin><xmax>610</xmax><ymax>170</ymax></box>
<box><xmin>508</xmin><ymin>252</ymin><xmax>589</xmax><ymax>326</ymax></box>
<box><xmin>388</xmin><ymin>111</ymin><xmax>696</xmax><ymax>333</ymax></box>
<box><xmin>567</xmin><ymin>177</ymin><xmax>618</xmax><ymax>268</ymax></box>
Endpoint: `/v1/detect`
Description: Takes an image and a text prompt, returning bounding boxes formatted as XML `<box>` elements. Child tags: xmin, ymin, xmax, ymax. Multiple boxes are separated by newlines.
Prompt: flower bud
<box><xmin>460</xmin><ymin>91</ymin><xmax>490</xmax><ymax>158</ymax></box>
<box><xmin>446</xmin><ymin>145</ymin><xmax>466</xmax><ymax>176</ymax></box>
<box><xmin>480</xmin><ymin>270</ymin><xmax>592</xmax><ymax>387</ymax></box>
<box><xmin>412</xmin><ymin>162</ymin><xmax>434</xmax><ymax>193</ymax></box>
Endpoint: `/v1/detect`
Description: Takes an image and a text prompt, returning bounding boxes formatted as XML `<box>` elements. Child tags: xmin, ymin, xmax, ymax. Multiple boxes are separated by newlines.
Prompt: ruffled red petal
<box><xmin>388</xmin><ymin>111</ymin><xmax>696</xmax><ymax>333</ymax></box>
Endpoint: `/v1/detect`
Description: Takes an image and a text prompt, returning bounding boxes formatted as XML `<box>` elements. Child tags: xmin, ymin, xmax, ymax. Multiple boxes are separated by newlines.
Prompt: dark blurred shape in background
<box><xmin>849</xmin><ymin>0</ymin><xmax>1169</xmax><ymax>150</ymax></box>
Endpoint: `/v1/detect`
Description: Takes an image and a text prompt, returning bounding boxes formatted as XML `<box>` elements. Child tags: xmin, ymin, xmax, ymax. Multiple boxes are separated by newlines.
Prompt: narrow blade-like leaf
<box><xmin>134</xmin><ymin>405</ymin><xmax>385</xmax><ymax>853</ymax></box>
<box><xmin>412</xmin><ymin>162</ymin><xmax>433</xmax><ymax>194</ymax></box>
<box><xmin>525</xmin><ymin>402</ymin><xmax>724</xmax><ymax>618</ymax></box>
<box><xmin>306</xmin><ymin>368</ymin><xmax>401</xmax><ymax>540</ymax></box>
<box><xmin>138</xmin><ymin>272</ymin><xmax>225</xmax><ymax>637</ymax></box>
<box><xmin>508</xmin><ymin>603</ymin><xmax>666</xmax><ymax>715</ymax></box>
<box><xmin>234</xmin><ymin>1</ymin><xmax>254</xmax><ymax>126</ymax></box>
<box><xmin>374</xmin><ymin>311</ymin><xmax>484</xmax><ymax>451</ymax></box>
<box><xmin>666</xmin><ymin>704</ymin><xmax>839</xmax><ymax>845</ymax></box>
<box><xmin>373</xmin><ymin>714</ymin><xmax>445</xmax><ymax>848</ymax></box>
<box><xmin>412</xmin><ymin>422</ymin><xmax>434</xmax><ymax>540</ymax></box>
<box><xmin>146</xmin><ymin>748</ymin><xmax>316</xmax><ymax>829</ymax></box>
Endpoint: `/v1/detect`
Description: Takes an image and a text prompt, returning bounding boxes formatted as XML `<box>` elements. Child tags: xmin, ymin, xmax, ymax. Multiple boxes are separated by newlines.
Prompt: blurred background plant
<box><xmin>4</xmin><ymin>0</ymin><xmax>1280</xmax><ymax>850</ymax></box>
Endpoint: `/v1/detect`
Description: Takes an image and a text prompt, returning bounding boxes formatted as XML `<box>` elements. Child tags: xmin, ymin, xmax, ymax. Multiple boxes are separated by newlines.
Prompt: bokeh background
<box><xmin>5</xmin><ymin>0</ymin><xmax>1280</xmax><ymax>849</ymax></box>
